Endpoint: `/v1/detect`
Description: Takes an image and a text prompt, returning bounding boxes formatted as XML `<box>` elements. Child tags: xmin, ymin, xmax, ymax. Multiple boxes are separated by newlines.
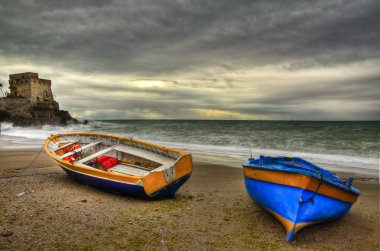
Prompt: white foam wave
<box><xmin>151</xmin><ymin>140</ymin><xmax>379</xmax><ymax>172</ymax></box>
<box><xmin>1</xmin><ymin>122</ymin><xmax>378</xmax><ymax>173</ymax></box>
<box><xmin>0</xmin><ymin>122</ymin><xmax>98</xmax><ymax>140</ymax></box>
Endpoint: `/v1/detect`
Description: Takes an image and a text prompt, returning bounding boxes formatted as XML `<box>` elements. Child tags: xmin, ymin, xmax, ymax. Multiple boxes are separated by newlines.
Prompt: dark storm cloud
<box><xmin>0</xmin><ymin>0</ymin><xmax>379</xmax><ymax>120</ymax></box>
<box><xmin>240</xmin><ymin>74</ymin><xmax>380</xmax><ymax>106</ymax></box>
<box><xmin>1</xmin><ymin>0</ymin><xmax>379</xmax><ymax>74</ymax></box>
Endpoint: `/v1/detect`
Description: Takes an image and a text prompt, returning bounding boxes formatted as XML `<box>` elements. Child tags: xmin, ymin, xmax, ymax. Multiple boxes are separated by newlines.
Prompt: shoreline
<box><xmin>0</xmin><ymin>134</ymin><xmax>378</xmax><ymax>178</ymax></box>
<box><xmin>192</xmin><ymin>152</ymin><xmax>379</xmax><ymax>179</ymax></box>
<box><xmin>1</xmin><ymin>145</ymin><xmax>379</xmax><ymax>250</ymax></box>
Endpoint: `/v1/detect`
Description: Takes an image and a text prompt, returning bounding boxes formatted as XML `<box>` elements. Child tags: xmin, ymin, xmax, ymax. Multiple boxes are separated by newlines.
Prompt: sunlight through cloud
<box><xmin>131</xmin><ymin>80</ymin><xmax>172</xmax><ymax>88</ymax></box>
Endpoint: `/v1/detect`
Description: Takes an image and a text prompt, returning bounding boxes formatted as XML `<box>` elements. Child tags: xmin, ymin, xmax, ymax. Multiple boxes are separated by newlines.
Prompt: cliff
<box><xmin>0</xmin><ymin>98</ymin><xmax>77</xmax><ymax>126</ymax></box>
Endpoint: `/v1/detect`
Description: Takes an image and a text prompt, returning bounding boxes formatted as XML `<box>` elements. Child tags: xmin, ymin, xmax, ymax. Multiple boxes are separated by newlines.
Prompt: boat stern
<box><xmin>142</xmin><ymin>154</ymin><xmax>193</xmax><ymax>198</ymax></box>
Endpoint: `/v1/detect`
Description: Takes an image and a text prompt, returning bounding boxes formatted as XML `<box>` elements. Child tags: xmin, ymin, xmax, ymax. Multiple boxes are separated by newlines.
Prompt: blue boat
<box><xmin>243</xmin><ymin>156</ymin><xmax>360</xmax><ymax>241</ymax></box>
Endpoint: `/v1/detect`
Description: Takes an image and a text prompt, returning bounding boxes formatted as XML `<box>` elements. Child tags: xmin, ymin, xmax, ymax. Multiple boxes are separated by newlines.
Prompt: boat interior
<box><xmin>48</xmin><ymin>135</ymin><xmax>182</xmax><ymax>178</ymax></box>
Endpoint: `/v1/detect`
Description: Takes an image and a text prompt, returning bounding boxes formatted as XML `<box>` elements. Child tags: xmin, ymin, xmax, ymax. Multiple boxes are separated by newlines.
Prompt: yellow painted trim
<box><xmin>58</xmin><ymin>163</ymin><xmax>140</xmax><ymax>185</ymax></box>
<box><xmin>46</xmin><ymin>132</ymin><xmax>188</xmax><ymax>156</ymax></box>
<box><xmin>294</xmin><ymin>221</ymin><xmax>322</xmax><ymax>233</ymax></box>
<box><xmin>44</xmin><ymin>133</ymin><xmax>192</xmax><ymax>192</ymax></box>
<box><xmin>142</xmin><ymin>154</ymin><xmax>193</xmax><ymax>195</ymax></box>
<box><xmin>244</xmin><ymin>167</ymin><xmax>358</xmax><ymax>204</ymax></box>
<box><xmin>45</xmin><ymin>134</ymin><xmax>144</xmax><ymax>185</ymax></box>
<box><xmin>265</xmin><ymin>207</ymin><xmax>294</xmax><ymax>234</ymax></box>
<box><xmin>264</xmin><ymin>207</ymin><xmax>320</xmax><ymax>235</ymax></box>
<box><xmin>53</xmin><ymin>158</ymin><xmax>142</xmax><ymax>184</ymax></box>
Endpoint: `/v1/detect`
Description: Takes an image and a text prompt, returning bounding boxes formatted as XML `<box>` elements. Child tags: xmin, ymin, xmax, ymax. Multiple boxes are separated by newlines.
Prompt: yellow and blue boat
<box><xmin>44</xmin><ymin>132</ymin><xmax>192</xmax><ymax>199</ymax></box>
<box><xmin>243</xmin><ymin>155</ymin><xmax>360</xmax><ymax>241</ymax></box>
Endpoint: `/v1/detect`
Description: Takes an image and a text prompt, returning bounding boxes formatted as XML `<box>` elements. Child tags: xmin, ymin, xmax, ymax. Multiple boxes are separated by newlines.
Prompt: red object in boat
<box><xmin>64</xmin><ymin>144</ymin><xmax>81</xmax><ymax>163</ymax></box>
<box><xmin>97</xmin><ymin>155</ymin><xmax>110</xmax><ymax>163</ymax></box>
<box><xmin>97</xmin><ymin>156</ymin><xmax>119</xmax><ymax>169</ymax></box>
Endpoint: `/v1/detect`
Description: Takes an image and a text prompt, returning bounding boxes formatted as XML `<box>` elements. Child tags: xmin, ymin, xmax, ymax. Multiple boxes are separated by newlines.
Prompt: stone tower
<box><xmin>8</xmin><ymin>72</ymin><xmax>54</xmax><ymax>103</ymax></box>
<box><xmin>0</xmin><ymin>72</ymin><xmax>77</xmax><ymax>125</ymax></box>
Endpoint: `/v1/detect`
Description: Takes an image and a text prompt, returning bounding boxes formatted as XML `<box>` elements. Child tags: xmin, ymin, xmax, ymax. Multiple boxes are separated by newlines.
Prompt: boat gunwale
<box><xmin>242</xmin><ymin>160</ymin><xmax>361</xmax><ymax>196</ymax></box>
<box><xmin>44</xmin><ymin>132</ymin><xmax>189</xmax><ymax>182</ymax></box>
<box><xmin>46</xmin><ymin>132</ymin><xmax>188</xmax><ymax>156</ymax></box>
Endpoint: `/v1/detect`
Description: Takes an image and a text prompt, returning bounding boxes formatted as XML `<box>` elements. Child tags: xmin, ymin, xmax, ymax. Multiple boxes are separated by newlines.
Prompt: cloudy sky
<box><xmin>0</xmin><ymin>0</ymin><xmax>379</xmax><ymax>120</ymax></box>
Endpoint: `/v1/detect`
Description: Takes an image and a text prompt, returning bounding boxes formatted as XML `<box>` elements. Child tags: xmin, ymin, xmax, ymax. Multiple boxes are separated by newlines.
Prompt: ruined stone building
<box><xmin>7</xmin><ymin>72</ymin><xmax>59</xmax><ymax>109</ymax></box>
<box><xmin>0</xmin><ymin>72</ymin><xmax>76</xmax><ymax>125</ymax></box>
<box><xmin>9</xmin><ymin>72</ymin><xmax>54</xmax><ymax>102</ymax></box>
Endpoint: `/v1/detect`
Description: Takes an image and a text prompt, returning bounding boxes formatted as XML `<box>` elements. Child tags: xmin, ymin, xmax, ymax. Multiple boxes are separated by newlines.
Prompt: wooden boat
<box><xmin>243</xmin><ymin>155</ymin><xmax>360</xmax><ymax>241</ymax></box>
<box><xmin>44</xmin><ymin>133</ymin><xmax>192</xmax><ymax>199</ymax></box>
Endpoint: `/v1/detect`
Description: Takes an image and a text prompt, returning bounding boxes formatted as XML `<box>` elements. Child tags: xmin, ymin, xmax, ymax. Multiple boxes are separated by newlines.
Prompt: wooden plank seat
<box><xmin>75</xmin><ymin>145</ymin><xmax>119</xmax><ymax>164</ymax></box>
<box><xmin>58</xmin><ymin>141</ymin><xmax>103</xmax><ymax>160</ymax></box>
<box><xmin>110</xmin><ymin>164</ymin><xmax>150</xmax><ymax>176</ymax></box>
<box><xmin>113</xmin><ymin>144</ymin><xmax>175</xmax><ymax>166</ymax></box>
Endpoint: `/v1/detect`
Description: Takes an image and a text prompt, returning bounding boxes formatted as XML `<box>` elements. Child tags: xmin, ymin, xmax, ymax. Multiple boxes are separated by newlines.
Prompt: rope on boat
<box><xmin>299</xmin><ymin>173</ymin><xmax>324</xmax><ymax>204</ymax></box>
<box><xmin>0</xmin><ymin>144</ymin><xmax>45</xmax><ymax>180</ymax></box>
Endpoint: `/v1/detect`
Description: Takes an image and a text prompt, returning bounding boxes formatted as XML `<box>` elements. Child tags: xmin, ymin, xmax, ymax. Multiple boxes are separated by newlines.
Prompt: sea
<box><xmin>0</xmin><ymin>120</ymin><xmax>379</xmax><ymax>174</ymax></box>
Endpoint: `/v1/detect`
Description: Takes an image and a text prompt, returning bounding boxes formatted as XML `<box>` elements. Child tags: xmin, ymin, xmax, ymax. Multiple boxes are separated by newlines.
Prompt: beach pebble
<box><xmin>16</xmin><ymin>192</ymin><xmax>25</xmax><ymax>197</ymax></box>
<box><xmin>81</xmin><ymin>199</ymin><xmax>87</xmax><ymax>203</ymax></box>
<box><xmin>1</xmin><ymin>231</ymin><xmax>13</xmax><ymax>237</ymax></box>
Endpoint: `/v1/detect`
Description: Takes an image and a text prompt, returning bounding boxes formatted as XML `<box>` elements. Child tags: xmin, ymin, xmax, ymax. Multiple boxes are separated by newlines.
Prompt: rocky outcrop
<box><xmin>0</xmin><ymin>97</ymin><xmax>77</xmax><ymax>126</ymax></box>
<box><xmin>0</xmin><ymin>72</ymin><xmax>77</xmax><ymax>126</ymax></box>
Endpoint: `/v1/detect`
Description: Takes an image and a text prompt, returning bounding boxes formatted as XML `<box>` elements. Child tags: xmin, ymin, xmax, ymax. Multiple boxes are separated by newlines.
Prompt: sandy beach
<box><xmin>1</xmin><ymin>0</ymin><xmax>379</xmax><ymax>249</ymax></box>
<box><xmin>0</xmin><ymin>145</ymin><xmax>379</xmax><ymax>250</ymax></box>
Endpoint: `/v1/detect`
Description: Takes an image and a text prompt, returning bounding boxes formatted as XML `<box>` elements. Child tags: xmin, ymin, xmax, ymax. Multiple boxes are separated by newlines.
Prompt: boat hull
<box><xmin>243</xmin><ymin>158</ymin><xmax>359</xmax><ymax>241</ymax></box>
<box><xmin>244</xmin><ymin>176</ymin><xmax>354</xmax><ymax>241</ymax></box>
<box><xmin>44</xmin><ymin>132</ymin><xmax>193</xmax><ymax>199</ymax></box>
<box><xmin>60</xmin><ymin>164</ymin><xmax>191</xmax><ymax>199</ymax></box>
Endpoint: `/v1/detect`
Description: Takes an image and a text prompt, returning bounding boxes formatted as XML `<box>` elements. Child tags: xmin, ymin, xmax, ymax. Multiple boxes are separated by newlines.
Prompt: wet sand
<box><xmin>0</xmin><ymin>148</ymin><xmax>379</xmax><ymax>250</ymax></box>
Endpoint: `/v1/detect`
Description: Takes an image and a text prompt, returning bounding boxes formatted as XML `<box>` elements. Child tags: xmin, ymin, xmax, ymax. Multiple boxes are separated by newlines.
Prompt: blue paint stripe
<box><xmin>60</xmin><ymin>165</ymin><xmax>191</xmax><ymax>199</ymax></box>
<box><xmin>61</xmin><ymin>165</ymin><xmax>147</xmax><ymax>197</ymax></box>
<box><xmin>244</xmin><ymin>177</ymin><xmax>353</xmax><ymax>224</ymax></box>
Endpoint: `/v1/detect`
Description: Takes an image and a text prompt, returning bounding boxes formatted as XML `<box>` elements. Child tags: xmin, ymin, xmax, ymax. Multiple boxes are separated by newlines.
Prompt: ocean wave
<box><xmin>148</xmin><ymin>141</ymin><xmax>378</xmax><ymax>171</ymax></box>
<box><xmin>0</xmin><ymin>122</ymin><xmax>101</xmax><ymax>139</ymax></box>
<box><xmin>1</xmin><ymin>121</ymin><xmax>378</xmax><ymax>172</ymax></box>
